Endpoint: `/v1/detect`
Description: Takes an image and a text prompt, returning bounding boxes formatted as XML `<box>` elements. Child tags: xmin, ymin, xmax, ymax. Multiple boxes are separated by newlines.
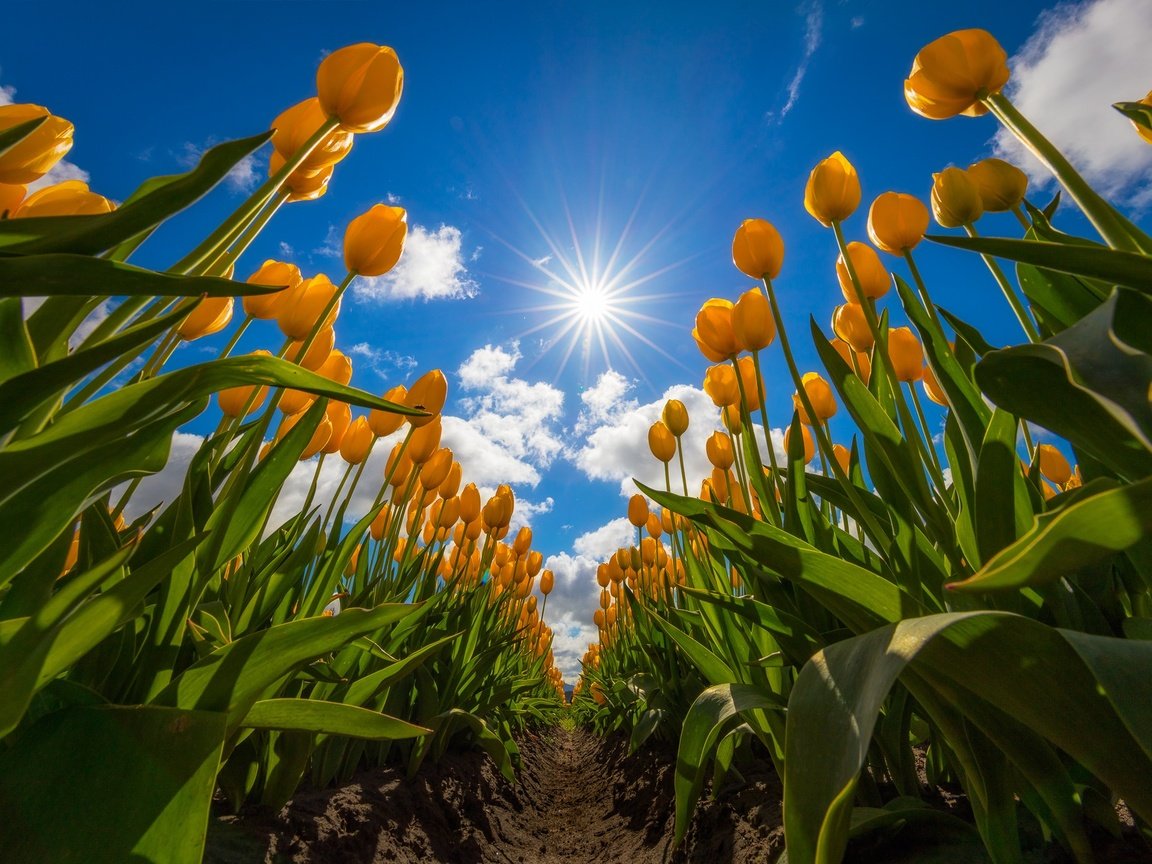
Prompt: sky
<box><xmin>5</xmin><ymin>0</ymin><xmax>1151</xmax><ymax>677</ymax></box>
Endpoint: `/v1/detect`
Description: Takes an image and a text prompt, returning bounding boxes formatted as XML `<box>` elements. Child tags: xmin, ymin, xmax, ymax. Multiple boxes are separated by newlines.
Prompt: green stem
<box><xmin>903</xmin><ymin>250</ymin><xmax>945</xmax><ymax>334</ymax></box>
<box><xmin>1010</xmin><ymin>204</ymin><xmax>1031</xmax><ymax>232</ymax></box>
<box><xmin>675</xmin><ymin>439</ymin><xmax>689</xmax><ymax>495</ymax></box>
<box><xmin>751</xmin><ymin>349</ymin><xmax>783</xmax><ymax>526</ymax></box>
<box><xmin>909</xmin><ymin>383</ymin><xmax>944</xmax><ymax>477</ymax></box>
<box><xmin>217</xmin><ymin>315</ymin><xmax>252</xmax><ymax>361</ymax></box>
<box><xmin>963</xmin><ymin>223</ymin><xmax>1041</xmax><ymax>343</ymax></box>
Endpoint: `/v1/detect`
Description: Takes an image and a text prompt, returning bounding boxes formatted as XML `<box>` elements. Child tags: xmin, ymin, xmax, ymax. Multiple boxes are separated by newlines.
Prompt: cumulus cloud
<box><xmin>355</xmin><ymin>224</ymin><xmax>479</xmax><ymax>302</ymax></box>
<box><xmin>991</xmin><ymin>0</ymin><xmax>1152</xmax><ymax>208</ymax></box>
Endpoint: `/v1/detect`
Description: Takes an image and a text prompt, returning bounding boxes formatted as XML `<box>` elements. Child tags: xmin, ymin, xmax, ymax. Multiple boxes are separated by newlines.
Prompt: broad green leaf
<box><xmin>974</xmin><ymin>409</ymin><xmax>1028</xmax><ymax>565</ymax></box>
<box><xmin>0</xmin><ymin>297</ymin><xmax>36</xmax><ymax>385</ymax></box>
<box><xmin>241</xmin><ymin>699</ymin><xmax>430</xmax><ymax>739</ymax></box>
<box><xmin>0</xmin><ymin>705</ymin><xmax>225</xmax><ymax>864</ymax></box>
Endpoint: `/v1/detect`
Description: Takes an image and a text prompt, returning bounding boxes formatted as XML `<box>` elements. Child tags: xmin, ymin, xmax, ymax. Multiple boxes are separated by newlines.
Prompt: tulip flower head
<box><xmin>404</xmin><ymin>369</ymin><xmax>448</xmax><ymax>427</ymax></box>
<box><xmin>1037</xmin><ymin>444</ymin><xmax>1072</xmax><ymax>486</ymax></box>
<box><xmin>286</xmin><ymin>327</ymin><xmax>336</xmax><ymax>371</ymax></box>
<box><xmin>904</xmin><ymin>29</ymin><xmax>1010</xmax><ymax>120</ymax></box>
<box><xmin>662</xmin><ymin>399</ymin><xmax>689</xmax><ymax>436</ymax></box>
<box><xmin>369</xmin><ymin>384</ymin><xmax>408</xmax><ymax>436</ymax></box>
<box><xmin>793</xmin><ymin>372</ymin><xmax>837</xmax><ymax>424</ymax></box>
<box><xmin>317</xmin><ymin>43</ymin><xmax>404</xmax><ymax>133</ymax></box>
<box><xmin>344</xmin><ymin>204</ymin><xmax>407</xmax><ymax>277</ymax></box>
<box><xmin>804</xmin><ymin>151</ymin><xmax>861</xmax><ymax>227</ymax></box>
<box><xmin>836</xmin><ymin>241</ymin><xmax>890</xmax><ymax>303</ymax></box>
<box><xmin>278</xmin><ymin>274</ymin><xmax>341</xmax><ymax>340</ymax></box>
<box><xmin>703</xmin><ymin>363</ymin><xmax>740</xmax><ymax>408</ymax></box>
<box><xmin>340</xmin><ymin>416</ymin><xmax>375</xmax><ymax>464</ymax></box>
<box><xmin>784</xmin><ymin>423</ymin><xmax>815</xmax><ymax>464</ymax></box>
<box><xmin>706</xmin><ymin>431</ymin><xmax>734</xmax><ymax>470</ymax></box>
<box><xmin>270</xmin><ymin>98</ymin><xmax>354</xmax><ymax>174</ymax></box>
<box><xmin>731</xmin><ymin>218</ymin><xmax>785</xmax><ymax>280</ymax></box>
<box><xmin>831</xmin><ymin>303</ymin><xmax>875</xmax><ymax>353</ymax></box>
<box><xmin>244</xmin><ymin>260</ymin><xmax>302</xmax><ymax>320</ymax></box>
<box><xmin>931</xmin><ymin>167</ymin><xmax>984</xmax><ymax>228</ymax></box>
<box><xmin>693</xmin><ymin>298</ymin><xmax>738</xmax><ymax>361</ymax></box>
<box><xmin>831</xmin><ymin>337</ymin><xmax>872</xmax><ymax>383</ymax></box>
<box><xmin>832</xmin><ymin>443</ymin><xmax>852</xmax><ymax>475</ymax></box>
<box><xmin>0</xmin><ymin>104</ymin><xmax>74</xmax><ymax>185</ymax></box>
<box><xmin>14</xmin><ymin>180</ymin><xmax>113</xmax><ymax>218</ymax></box>
<box><xmin>217</xmin><ymin>350</ymin><xmax>272</xmax><ymax>417</ymax></box>
<box><xmin>921</xmin><ymin>364</ymin><xmax>949</xmax><ymax>406</ymax></box>
<box><xmin>732</xmin><ymin>288</ymin><xmax>776</xmax><ymax>352</ymax></box>
<box><xmin>887</xmin><ymin>327</ymin><xmax>925</xmax><ymax>382</ymax></box>
<box><xmin>867</xmin><ymin>192</ymin><xmax>930</xmax><ymax>255</ymax></box>
<box><xmin>647</xmin><ymin>421</ymin><xmax>677</xmax><ymax>463</ymax></box>
<box><xmin>966</xmin><ymin>158</ymin><xmax>1028</xmax><ymax>212</ymax></box>
<box><xmin>322</xmin><ymin>401</ymin><xmax>353</xmax><ymax>455</ymax></box>
<box><xmin>177</xmin><ymin>296</ymin><xmax>233</xmax><ymax>341</ymax></box>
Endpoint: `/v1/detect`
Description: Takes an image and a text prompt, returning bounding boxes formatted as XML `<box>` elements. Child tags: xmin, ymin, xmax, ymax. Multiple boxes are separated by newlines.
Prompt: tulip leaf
<box><xmin>0</xmin><ymin>253</ymin><xmax>280</xmax><ymax>298</ymax></box>
<box><xmin>0</xmin><ymin>704</ymin><xmax>226</xmax><ymax>864</ymax></box>
<box><xmin>927</xmin><ymin>234</ymin><xmax>1152</xmax><ymax>295</ymax></box>
<box><xmin>948</xmin><ymin>477</ymin><xmax>1152</xmax><ymax>593</ymax></box>
<box><xmin>0</xmin><ymin>296</ymin><xmax>36</xmax><ymax>385</ymax></box>
<box><xmin>240</xmin><ymin>698</ymin><xmax>430</xmax><ymax>739</ymax></box>
<box><xmin>1016</xmin><ymin>261</ymin><xmax>1103</xmax><ymax>335</ymax></box>
<box><xmin>0</xmin><ymin>132</ymin><xmax>272</xmax><ymax>255</ymax></box>
<box><xmin>1113</xmin><ymin>100</ymin><xmax>1152</xmax><ymax>132</ymax></box>
<box><xmin>936</xmin><ymin>306</ymin><xmax>999</xmax><ymax>357</ymax></box>
<box><xmin>0</xmin><ymin>116</ymin><xmax>47</xmax><ymax>158</ymax></box>
<box><xmin>974</xmin><ymin>408</ymin><xmax>1030</xmax><ymax>566</ymax></box>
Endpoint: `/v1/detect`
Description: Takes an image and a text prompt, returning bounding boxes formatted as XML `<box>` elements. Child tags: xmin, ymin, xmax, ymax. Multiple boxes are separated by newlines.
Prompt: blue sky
<box><xmin>5</xmin><ymin>0</ymin><xmax>1151</xmax><ymax>675</ymax></box>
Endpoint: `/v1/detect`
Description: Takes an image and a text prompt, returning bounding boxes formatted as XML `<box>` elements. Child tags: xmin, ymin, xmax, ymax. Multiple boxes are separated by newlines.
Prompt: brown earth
<box><xmin>205</xmin><ymin>726</ymin><xmax>783</xmax><ymax>864</ymax></box>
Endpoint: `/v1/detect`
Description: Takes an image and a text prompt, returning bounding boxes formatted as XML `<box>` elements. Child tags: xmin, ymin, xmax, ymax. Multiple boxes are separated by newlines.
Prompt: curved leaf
<box><xmin>241</xmin><ymin>698</ymin><xmax>429</xmax><ymax>739</ymax></box>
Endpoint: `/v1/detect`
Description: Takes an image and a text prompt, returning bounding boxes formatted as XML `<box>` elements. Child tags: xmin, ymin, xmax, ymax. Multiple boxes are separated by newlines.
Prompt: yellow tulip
<box><xmin>513</xmin><ymin>525</ymin><xmax>533</xmax><ymax>556</ymax></box>
<box><xmin>887</xmin><ymin>327</ymin><xmax>924</xmax><ymax>382</ymax></box>
<box><xmin>14</xmin><ymin>180</ymin><xmax>113</xmax><ymax>218</ymax></box>
<box><xmin>317</xmin><ymin>43</ymin><xmax>404</xmax><ymax>133</ymax></box>
<box><xmin>279</xmin><ymin>388</ymin><xmax>314</xmax><ymax>416</ymax></box>
<box><xmin>732</xmin><ymin>288</ymin><xmax>776</xmax><ymax>352</ymax></box>
<box><xmin>703</xmin><ymin>363</ymin><xmax>739</xmax><ymax>408</ymax></box>
<box><xmin>804</xmin><ymin>151</ymin><xmax>860</xmax><ymax>227</ymax></box>
<box><xmin>647</xmin><ymin>421</ymin><xmax>676</xmax><ymax>463</ymax></box>
<box><xmin>268</xmin><ymin>151</ymin><xmax>334</xmax><ymax>202</ymax></box>
<box><xmin>277</xmin><ymin>274</ymin><xmax>340</xmax><ymax>340</ymax></box>
<box><xmin>867</xmin><ymin>192</ymin><xmax>930</xmax><ymax>254</ymax></box>
<box><xmin>1037</xmin><ymin>444</ymin><xmax>1072</xmax><ymax>486</ymax></box>
<box><xmin>783</xmin><ymin>424</ymin><xmax>815</xmax><ymax>464</ymax></box>
<box><xmin>439</xmin><ymin>460</ymin><xmax>462</xmax><ymax>499</ymax></box>
<box><xmin>832</xmin><ymin>443</ymin><xmax>851</xmax><ymax>475</ymax></box>
<box><xmin>931</xmin><ymin>167</ymin><xmax>984</xmax><ymax>228</ymax></box>
<box><xmin>921</xmin><ymin>364</ymin><xmax>949</xmax><ymax>406</ymax></box>
<box><xmin>269</xmin><ymin>98</ymin><xmax>353</xmax><ymax>174</ymax></box>
<box><xmin>317</xmin><ymin>349</ymin><xmax>353</xmax><ymax>387</ymax></box>
<box><xmin>344</xmin><ymin>204</ymin><xmax>407</xmax><ymax>277</ymax></box>
<box><xmin>286</xmin><ymin>326</ymin><xmax>335</xmax><ymax>371</ymax></box>
<box><xmin>460</xmin><ymin>482</ymin><xmax>481</xmax><ymax>523</ymax></box>
<box><xmin>369</xmin><ymin>384</ymin><xmax>408</xmax><ymax>436</ymax></box>
<box><xmin>831</xmin><ymin>303</ymin><xmax>874</xmax><ymax>352</ymax></box>
<box><xmin>662</xmin><ymin>399</ymin><xmax>689</xmax><ymax>436</ymax></box>
<box><xmin>419</xmin><ymin>448</ymin><xmax>455</xmax><ymax>491</ymax></box>
<box><xmin>731</xmin><ymin>218</ymin><xmax>784</xmax><ymax>279</ymax></box>
<box><xmin>0</xmin><ymin>183</ymin><xmax>25</xmax><ymax>217</ymax></box>
<box><xmin>836</xmin><ymin>241</ymin><xmax>890</xmax><ymax>303</ymax></box>
<box><xmin>627</xmin><ymin>494</ymin><xmax>649</xmax><ymax>528</ymax></box>
<box><xmin>540</xmin><ymin>569</ymin><xmax>555</xmax><ymax>596</ymax></box>
<box><xmin>340</xmin><ymin>416</ymin><xmax>375</xmax><ymax>464</ymax></box>
<box><xmin>966</xmin><ymin>158</ymin><xmax>1028</xmax><ymax>212</ymax></box>
<box><xmin>322</xmin><ymin>401</ymin><xmax>352</xmax><ymax>455</ymax></box>
<box><xmin>736</xmin><ymin>355</ymin><xmax>762</xmax><ymax>412</ymax></box>
<box><xmin>407</xmin><ymin>416</ymin><xmax>443</xmax><ymax>463</ymax></box>
<box><xmin>217</xmin><ymin>350</ymin><xmax>273</xmax><ymax>417</ymax></box>
<box><xmin>0</xmin><ymin>104</ymin><xmax>74</xmax><ymax>185</ymax></box>
<box><xmin>831</xmin><ymin>337</ymin><xmax>871</xmax><ymax>384</ymax></box>
<box><xmin>404</xmin><ymin>369</ymin><xmax>447</xmax><ymax>427</ymax></box>
<box><xmin>243</xmin><ymin>260</ymin><xmax>301</xmax><ymax>320</ymax></box>
<box><xmin>693</xmin><ymin>298</ymin><xmax>738</xmax><ymax>361</ymax></box>
<box><xmin>177</xmin><ymin>296</ymin><xmax>233</xmax><ymax>341</ymax></box>
<box><xmin>905</xmin><ymin>29</ymin><xmax>1009</xmax><ymax>120</ymax></box>
<box><xmin>706</xmin><ymin>431</ymin><xmax>734</xmax><ymax>470</ymax></box>
<box><xmin>278</xmin><ymin>411</ymin><xmax>332</xmax><ymax>460</ymax></box>
<box><xmin>793</xmin><ymin>372</ymin><xmax>837</xmax><ymax>424</ymax></box>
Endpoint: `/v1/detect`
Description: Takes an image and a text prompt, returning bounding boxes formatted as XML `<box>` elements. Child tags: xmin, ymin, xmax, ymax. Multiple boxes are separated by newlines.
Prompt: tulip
<box><xmin>627</xmin><ymin>494</ymin><xmax>649</xmax><ymax>528</ymax></box>
<box><xmin>177</xmin><ymin>296</ymin><xmax>233</xmax><ymax>341</ymax></box>
<box><xmin>513</xmin><ymin>525</ymin><xmax>533</xmax><ymax>556</ymax></box>
<box><xmin>407</xmin><ymin>416</ymin><xmax>443</xmax><ymax>463</ymax></box>
<box><xmin>0</xmin><ymin>104</ymin><xmax>74</xmax><ymax>185</ymax></box>
<box><xmin>369</xmin><ymin>384</ymin><xmax>408</xmax><ymax>436</ymax></box>
<box><xmin>317</xmin><ymin>43</ymin><xmax>404</xmax><ymax>133</ymax></box>
<box><xmin>243</xmin><ymin>260</ymin><xmax>301</xmax><ymax>319</ymax></box>
<box><xmin>540</xmin><ymin>569</ymin><xmax>555</xmax><ymax>596</ymax></box>
<box><xmin>721</xmin><ymin>404</ymin><xmax>743</xmax><ymax>436</ymax></box>
<box><xmin>793</xmin><ymin>372</ymin><xmax>837</xmax><ymax>424</ymax></box>
<box><xmin>439</xmin><ymin>461</ymin><xmax>462</xmax><ymax>499</ymax></box>
<box><xmin>1037</xmin><ymin>444</ymin><xmax>1072</xmax><ymax>486</ymax></box>
<box><xmin>703</xmin><ymin>363</ymin><xmax>739</xmax><ymax>408</ymax></box>
<box><xmin>887</xmin><ymin>327</ymin><xmax>924</xmax><ymax>382</ymax></box>
<box><xmin>270</xmin><ymin>98</ymin><xmax>354</xmax><ymax>174</ymax></box>
<box><xmin>0</xmin><ymin>183</ymin><xmax>25</xmax><ymax>217</ymax></box>
<box><xmin>732</xmin><ymin>288</ymin><xmax>776</xmax><ymax>352</ymax></box>
<box><xmin>836</xmin><ymin>241</ymin><xmax>890</xmax><ymax>303</ymax></box>
<box><xmin>931</xmin><ymin>167</ymin><xmax>984</xmax><ymax>228</ymax></box>
<box><xmin>286</xmin><ymin>327</ymin><xmax>335</xmax><ymax>371</ymax></box>
<box><xmin>831</xmin><ymin>337</ymin><xmax>871</xmax><ymax>383</ymax></box>
<box><xmin>340</xmin><ymin>416</ymin><xmax>375</xmax><ymax>464</ymax></box>
<box><xmin>317</xmin><ymin>349</ymin><xmax>353</xmax><ymax>386</ymax></box>
<box><xmin>278</xmin><ymin>274</ymin><xmax>340</xmax><ymax>340</ymax></box>
<box><xmin>804</xmin><ymin>151</ymin><xmax>860</xmax><ymax>227</ymax></box>
<box><xmin>662</xmin><ymin>399</ymin><xmax>689</xmax><ymax>436</ymax></box>
<box><xmin>731</xmin><ymin>218</ymin><xmax>784</xmax><ymax>280</ymax></box>
<box><xmin>784</xmin><ymin>424</ymin><xmax>815</xmax><ymax>464</ymax></box>
<box><xmin>706</xmin><ymin>431</ymin><xmax>734</xmax><ymax>470</ymax></box>
<box><xmin>904</xmin><ymin>29</ymin><xmax>1010</xmax><ymax>120</ymax></box>
<box><xmin>322</xmin><ymin>401</ymin><xmax>352</xmax><ymax>455</ymax></box>
<box><xmin>832</xmin><ymin>443</ymin><xmax>851</xmax><ymax>475</ymax></box>
<box><xmin>278</xmin><ymin>386</ymin><xmax>313</xmax><ymax>418</ymax></box>
<box><xmin>217</xmin><ymin>350</ymin><xmax>272</xmax><ymax>417</ymax></box>
<box><xmin>735</xmin><ymin>355</ymin><xmax>762</xmax><ymax>411</ymax></box>
<box><xmin>647</xmin><ymin>421</ymin><xmax>676</xmax><ymax>463</ymax></box>
<box><xmin>693</xmin><ymin>298</ymin><xmax>738</xmax><ymax>361</ymax></box>
<box><xmin>405</xmin><ymin>369</ymin><xmax>447</xmax><ymax>427</ymax></box>
<box><xmin>921</xmin><ymin>364</ymin><xmax>948</xmax><ymax>406</ymax></box>
<box><xmin>14</xmin><ymin>180</ymin><xmax>114</xmax><ymax>218</ymax></box>
<box><xmin>966</xmin><ymin>158</ymin><xmax>1028</xmax><ymax>212</ymax></box>
<box><xmin>344</xmin><ymin>204</ymin><xmax>407</xmax><ymax>276</ymax></box>
<box><xmin>268</xmin><ymin>151</ymin><xmax>334</xmax><ymax>202</ymax></box>
<box><xmin>867</xmin><ymin>192</ymin><xmax>930</xmax><ymax>254</ymax></box>
<box><xmin>278</xmin><ymin>411</ymin><xmax>332</xmax><ymax>460</ymax></box>
<box><xmin>460</xmin><ymin>483</ymin><xmax>481</xmax><ymax>523</ymax></box>
<box><xmin>420</xmin><ymin>448</ymin><xmax>454</xmax><ymax>491</ymax></box>
<box><xmin>831</xmin><ymin>303</ymin><xmax>874</xmax><ymax>352</ymax></box>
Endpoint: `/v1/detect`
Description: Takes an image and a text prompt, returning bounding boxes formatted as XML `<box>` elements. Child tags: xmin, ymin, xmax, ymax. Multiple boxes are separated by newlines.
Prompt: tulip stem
<box><xmin>1010</xmin><ymin>204</ymin><xmax>1031</xmax><ymax>232</ymax></box>
<box><xmin>217</xmin><ymin>315</ymin><xmax>252</xmax><ymax>361</ymax></box>
<box><xmin>751</xmin><ymin>349</ymin><xmax>784</xmax><ymax>523</ymax></box>
<box><xmin>902</xmin><ymin>251</ymin><xmax>945</xmax><ymax>334</ymax></box>
<box><xmin>675</xmin><ymin>439</ymin><xmax>689</xmax><ymax>496</ymax></box>
<box><xmin>296</xmin><ymin>270</ymin><xmax>358</xmax><ymax>360</ymax></box>
<box><xmin>332</xmin><ymin>442</ymin><xmax>375</xmax><ymax>530</ymax></box>
<box><xmin>909</xmin><ymin>384</ymin><xmax>944</xmax><ymax>477</ymax></box>
<box><xmin>963</xmin><ymin>223</ymin><xmax>1041</xmax><ymax>343</ymax></box>
<box><xmin>983</xmin><ymin>93</ymin><xmax>1148</xmax><ymax>254</ymax></box>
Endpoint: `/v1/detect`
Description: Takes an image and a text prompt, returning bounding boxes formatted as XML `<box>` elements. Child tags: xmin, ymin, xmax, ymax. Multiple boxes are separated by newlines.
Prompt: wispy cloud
<box><xmin>772</xmin><ymin>0</ymin><xmax>824</xmax><ymax>122</ymax></box>
<box><xmin>347</xmin><ymin>342</ymin><xmax>418</xmax><ymax>380</ymax></box>
<box><xmin>355</xmin><ymin>224</ymin><xmax>479</xmax><ymax>302</ymax></box>
<box><xmin>179</xmin><ymin>141</ymin><xmax>263</xmax><ymax>194</ymax></box>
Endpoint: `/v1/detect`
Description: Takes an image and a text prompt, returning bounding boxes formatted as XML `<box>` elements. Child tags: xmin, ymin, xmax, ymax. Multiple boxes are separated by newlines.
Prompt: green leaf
<box><xmin>949</xmin><ymin>477</ymin><xmax>1152</xmax><ymax>592</ymax></box>
<box><xmin>241</xmin><ymin>698</ymin><xmax>430</xmax><ymax>739</ymax></box>
<box><xmin>0</xmin><ymin>705</ymin><xmax>225</xmax><ymax>864</ymax></box>
<box><xmin>0</xmin><ymin>132</ymin><xmax>272</xmax><ymax>255</ymax></box>
<box><xmin>928</xmin><ymin>234</ymin><xmax>1152</xmax><ymax>295</ymax></box>
<box><xmin>1113</xmin><ymin>100</ymin><xmax>1152</xmax><ymax>132</ymax></box>
<box><xmin>674</xmin><ymin>683</ymin><xmax>784</xmax><ymax>845</ymax></box>
<box><xmin>974</xmin><ymin>409</ymin><xmax>1028</xmax><ymax>566</ymax></box>
<box><xmin>0</xmin><ymin>296</ymin><xmax>36</xmax><ymax>386</ymax></box>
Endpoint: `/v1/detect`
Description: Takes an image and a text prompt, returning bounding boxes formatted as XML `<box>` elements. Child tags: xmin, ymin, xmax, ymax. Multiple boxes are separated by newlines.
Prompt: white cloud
<box><xmin>575</xmin><ymin>369</ymin><xmax>636</xmax><ymax>436</ymax></box>
<box><xmin>0</xmin><ymin>84</ymin><xmax>15</xmax><ymax>105</ymax></box>
<box><xmin>355</xmin><ymin>224</ymin><xmax>479</xmax><ymax>302</ymax></box>
<box><xmin>991</xmin><ymin>0</ymin><xmax>1152</xmax><ymax>208</ymax></box>
<box><xmin>179</xmin><ymin>141</ymin><xmax>263</xmax><ymax>194</ymax></box>
<box><xmin>348</xmin><ymin>342</ymin><xmax>417</xmax><ymax>380</ymax></box>
<box><xmin>773</xmin><ymin>0</ymin><xmax>824</xmax><ymax>122</ymax></box>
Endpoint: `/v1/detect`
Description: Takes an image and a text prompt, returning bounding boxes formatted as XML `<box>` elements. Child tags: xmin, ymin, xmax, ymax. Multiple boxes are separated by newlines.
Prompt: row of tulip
<box><xmin>572</xmin><ymin>29</ymin><xmax>1152</xmax><ymax>864</ymax></box>
<box><xmin>0</xmin><ymin>43</ymin><xmax>562</xmax><ymax>864</ymax></box>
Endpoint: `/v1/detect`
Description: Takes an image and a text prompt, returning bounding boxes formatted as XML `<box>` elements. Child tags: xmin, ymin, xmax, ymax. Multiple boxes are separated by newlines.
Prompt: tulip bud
<box><xmin>340</xmin><ymin>416</ymin><xmax>375</xmax><ymax>464</ymax></box>
<box><xmin>317</xmin><ymin>349</ymin><xmax>353</xmax><ymax>386</ymax></box>
<box><xmin>731</xmin><ymin>218</ymin><xmax>784</xmax><ymax>280</ymax></box>
<box><xmin>408</xmin><ymin>416</ymin><xmax>443</xmax><ymax>464</ymax></box>
<box><xmin>1037</xmin><ymin>444</ymin><xmax>1072</xmax><ymax>486</ymax></box>
<box><xmin>0</xmin><ymin>104</ymin><xmax>74</xmax><ymax>185</ymax></box>
<box><xmin>832</xmin><ymin>443</ymin><xmax>852</xmax><ymax>475</ymax></box>
<box><xmin>721</xmin><ymin>404</ymin><xmax>743</xmax><ymax>436</ymax></box>
<box><xmin>904</xmin><ymin>29</ymin><xmax>1009</xmax><ymax>120</ymax></box>
<box><xmin>836</xmin><ymin>241</ymin><xmax>890</xmax><ymax>303</ymax></box>
<box><xmin>921</xmin><ymin>364</ymin><xmax>949</xmax><ymax>406</ymax></box>
<box><xmin>278</xmin><ymin>274</ymin><xmax>340</xmax><ymax>340</ymax></box>
<box><xmin>647</xmin><ymin>421</ymin><xmax>676</xmax><ymax>463</ymax></box>
<box><xmin>177</xmin><ymin>296</ymin><xmax>233</xmax><ymax>341</ymax></box>
<box><xmin>662</xmin><ymin>399</ymin><xmax>689</xmax><ymax>436</ymax></box>
<box><xmin>645</xmin><ymin>513</ymin><xmax>662</xmax><ymax>539</ymax></box>
<box><xmin>706</xmin><ymin>431</ymin><xmax>734</xmax><ymax>470</ymax></box>
<box><xmin>278</xmin><ymin>411</ymin><xmax>332</xmax><ymax>460</ymax></box>
<box><xmin>931</xmin><ymin>167</ymin><xmax>984</xmax><ymax>228</ymax></box>
<box><xmin>831</xmin><ymin>303</ymin><xmax>875</xmax><ymax>353</ymax></box>
<box><xmin>867</xmin><ymin>192</ymin><xmax>930</xmax><ymax>255</ymax></box>
<box><xmin>460</xmin><ymin>483</ymin><xmax>481</xmax><ymax>523</ymax></box>
<box><xmin>317</xmin><ymin>43</ymin><xmax>404</xmax><ymax>133</ymax></box>
<box><xmin>735</xmin><ymin>355</ymin><xmax>762</xmax><ymax>412</ymax></box>
<box><xmin>793</xmin><ymin>372</ymin><xmax>837</xmax><ymax>424</ymax></box>
<box><xmin>804</xmin><ymin>151</ymin><xmax>861</xmax><ymax>227</ymax></box>
<box><xmin>732</xmin><ymin>288</ymin><xmax>776</xmax><ymax>352</ymax></box>
<box><xmin>887</xmin><ymin>327</ymin><xmax>924</xmax><ymax>382</ymax></box>
<box><xmin>784</xmin><ymin>423</ymin><xmax>815</xmax><ymax>464</ymax></box>
<box><xmin>279</xmin><ymin>388</ymin><xmax>315</xmax><ymax>416</ymax></box>
<box><xmin>217</xmin><ymin>349</ymin><xmax>272</xmax><ymax>417</ymax></box>
<box><xmin>693</xmin><ymin>298</ymin><xmax>738</xmax><ymax>361</ymax></box>
<box><xmin>966</xmin><ymin>158</ymin><xmax>1028</xmax><ymax>212</ymax></box>
<box><xmin>14</xmin><ymin>180</ymin><xmax>113</xmax><ymax>218</ymax></box>
<box><xmin>540</xmin><ymin>569</ymin><xmax>555</xmax><ymax>596</ymax></box>
<box><xmin>322</xmin><ymin>401</ymin><xmax>352</xmax><ymax>455</ymax></box>
<box><xmin>244</xmin><ymin>260</ymin><xmax>301</xmax><ymax>319</ymax></box>
<box><xmin>286</xmin><ymin>326</ymin><xmax>335</xmax><ymax>371</ymax></box>
<box><xmin>405</xmin><ymin>369</ymin><xmax>447</xmax><ymax>427</ymax></box>
<box><xmin>513</xmin><ymin>526</ymin><xmax>533</xmax><ymax>556</ymax></box>
<box><xmin>344</xmin><ymin>204</ymin><xmax>407</xmax><ymax>277</ymax></box>
<box><xmin>437</xmin><ymin>495</ymin><xmax>461</xmax><ymax>528</ymax></box>
<box><xmin>419</xmin><ymin>448</ymin><xmax>454</xmax><ymax>491</ymax></box>
<box><xmin>270</xmin><ymin>98</ymin><xmax>354</xmax><ymax>173</ymax></box>
<box><xmin>627</xmin><ymin>494</ymin><xmax>649</xmax><ymax>528</ymax></box>
<box><xmin>831</xmin><ymin>337</ymin><xmax>871</xmax><ymax>384</ymax></box>
<box><xmin>268</xmin><ymin>151</ymin><xmax>334</xmax><ymax>202</ymax></box>
<box><xmin>369</xmin><ymin>384</ymin><xmax>408</xmax><ymax>437</ymax></box>
<box><xmin>703</xmin><ymin>363</ymin><xmax>739</xmax><ymax>407</ymax></box>
<box><xmin>439</xmin><ymin>461</ymin><xmax>462</xmax><ymax>499</ymax></box>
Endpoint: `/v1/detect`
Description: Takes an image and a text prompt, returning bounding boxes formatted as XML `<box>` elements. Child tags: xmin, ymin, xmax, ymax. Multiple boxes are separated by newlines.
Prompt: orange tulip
<box><xmin>867</xmin><ymin>192</ymin><xmax>930</xmax><ymax>255</ymax></box>
<box><xmin>317</xmin><ymin>43</ymin><xmax>404</xmax><ymax>133</ymax></box>
<box><xmin>693</xmin><ymin>298</ymin><xmax>738</xmax><ymax>361</ymax></box>
<box><xmin>905</xmin><ymin>29</ymin><xmax>1009</xmax><ymax>120</ymax></box>
<box><xmin>731</xmin><ymin>218</ymin><xmax>784</xmax><ymax>280</ymax></box>
<box><xmin>804</xmin><ymin>151</ymin><xmax>860</xmax><ymax>226</ymax></box>
<box><xmin>836</xmin><ymin>241</ymin><xmax>890</xmax><ymax>303</ymax></box>
<box><xmin>243</xmin><ymin>260</ymin><xmax>302</xmax><ymax>320</ymax></box>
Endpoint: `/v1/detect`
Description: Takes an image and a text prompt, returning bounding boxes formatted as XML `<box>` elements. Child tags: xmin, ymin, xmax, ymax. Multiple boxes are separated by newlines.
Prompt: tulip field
<box><xmin>2</xmin><ymin>23</ymin><xmax>1152</xmax><ymax>864</ymax></box>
